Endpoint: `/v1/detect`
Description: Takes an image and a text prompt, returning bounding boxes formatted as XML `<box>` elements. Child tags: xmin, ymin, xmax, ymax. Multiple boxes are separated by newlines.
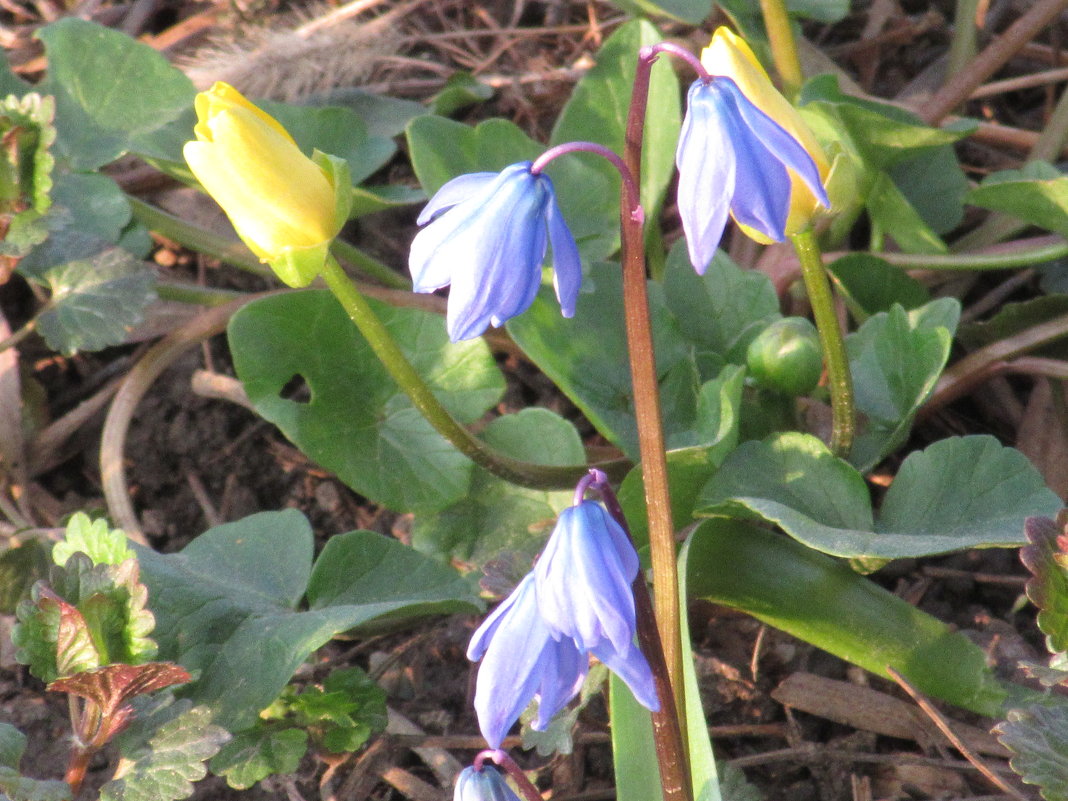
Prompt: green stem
<box><xmin>0</xmin><ymin>318</ymin><xmax>35</xmax><ymax>353</ymax></box>
<box><xmin>759</xmin><ymin>0</ymin><xmax>804</xmax><ymax>99</ymax></box>
<box><xmin>330</xmin><ymin>238</ymin><xmax>409</xmax><ymax>290</ymax></box>
<box><xmin>946</xmin><ymin>0</ymin><xmax>980</xmax><ymax>85</ymax></box>
<box><xmin>156</xmin><ymin>282</ymin><xmax>243</xmax><ymax>306</ymax></box>
<box><xmin>792</xmin><ymin>229</ymin><xmax>854</xmax><ymax>458</ymax></box>
<box><xmin>319</xmin><ymin>257</ymin><xmax>593</xmax><ymax>490</ymax></box>
<box><xmin>126</xmin><ymin>196</ymin><xmax>270</xmax><ymax>278</ymax></box>
<box><xmin>882</xmin><ymin>235</ymin><xmax>1068</xmax><ymax>269</ymax></box>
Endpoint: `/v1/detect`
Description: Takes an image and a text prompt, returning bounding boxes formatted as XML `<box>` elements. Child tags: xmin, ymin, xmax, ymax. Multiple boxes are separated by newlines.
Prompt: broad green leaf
<box><xmin>102</xmin><ymin>697</ymin><xmax>229</xmax><ymax>801</ymax></box>
<box><xmin>210</xmin><ymin>727</ymin><xmax>308</xmax><ymax>790</ymax></box>
<box><xmin>0</xmin><ymin>540</ymin><xmax>50</xmax><ymax>614</ymax></box>
<box><xmin>667</xmin><ymin>364</ymin><xmax>746</xmax><ymax>451</ymax></box>
<box><xmin>429</xmin><ymin>72</ymin><xmax>493</xmax><ymax>116</ymax></box>
<box><xmin>846</xmin><ymin>299</ymin><xmax>958</xmax><ymax>470</ymax></box>
<box><xmin>229</xmin><ymin>290</ymin><xmax>503</xmax><ymax>513</ymax></box>
<box><xmin>52</xmin><ymin>513</ymin><xmax>134</xmax><ymax>568</ymax></box>
<box><xmin>137</xmin><ymin>510</ymin><xmax>479</xmax><ymax>729</ymax></box>
<box><xmin>405</xmin><ymin>116</ymin><xmax>617</xmax><ymax>262</ymax></box>
<box><xmin>260</xmin><ymin>102</ymin><xmax>395</xmax><ymax>185</ymax></box>
<box><xmin>0</xmin><ymin>725</ymin><xmax>24</xmax><ymax>770</ymax></box>
<box><xmin>507</xmin><ymin>262</ymin><xmax>690</xmax><ymax>458</ymax></box>
<box><xmin>698</xmin><ymin>433</ymin><xmax>1058</xmax><ymax>559</ymax></box>
<box><xmin>550</xmin><ymin>18</ymin><xmax>680</xmax><ymax>259</ymax></box>
<box><xmin>50</xmin><ymin>172</ymin><xmax>131</xmax><ymax>242</ymax></box>
<box><xmin>662</xmin><ymin>244</ymin><xmax>781</xmax><ymax>372</ymax></box>
<box><xmin>996</xmin><ymin>703</ymin><xmax>1068</xmax><ymax>801</ymax></box>
<box><xmin>686</xmin><ymin>518</ymin><xmax>1018</xmax><ymax>716</ymax></box>
<box><xmin>1021</xmin><ymin>515</ymin><xmax>1068</xmax><ymax>653</ymax></box>
<box><xmin>0</xmin><ymin>51</ymin><xmax>31</xmax><ymax>97</ymax></box>
<box><xmin>967</xmin><ymin>162</ymin><xmax>1068</xmax><ymax>238</ymax></box>
<box><xmin>309</xmin><ymin>88</ymin><xmax>426</xmax><ymax>138</ymax></box>
<box><xmin>0</xmin><ymin>768</ymin><xmax>72</xmax><ymax>801</ymax></box>
<box><xmin>827</xmin><ymin>253</ymin><xmax>929</xmax><ymax>319</ymax></box>
<box><xmin>349</xmin><ymin>184</ymin><xmax>425</xmax><ymax>218</ymax></box>
<box><xmin>36</xmin><ymin>19</ymin><xmax>195</xmax><ymax>170</ymax></box>
<box><xmin>411</xmin><ymin>409</ymin><xmax>585</xmax><ymax>568</ymax></box>
<box><xmin>888</xmin><ymin>145</ymin><xmax>968</xmax><ymax>234</ymax></box>
<box><xmin>25</xmin><ymin>249</ymin><xmax>156</xmax><ymax>355</ymax></box>
<box><xmin>867</xmin><ymin>172</ymin><xmax>947</xmax><ymax>254</ymax></box>
<box><xmin>719</xmin><ymin>0</ymin><xmax>849</xmax><ymax>27</ymax></box>
<box><xmin>606</xmin><ymin>0</ymin><xmax>708</xmax><ymax>23</ymax></box>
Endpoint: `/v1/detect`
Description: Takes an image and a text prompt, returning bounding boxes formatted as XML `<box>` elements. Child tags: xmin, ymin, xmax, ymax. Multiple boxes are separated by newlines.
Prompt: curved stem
<box><xmin>319</xmin><ymin>257</ymin><xmax>595</xmax><ymax>490</ymax></box>
<box><xmin>846</xmin><ymin>235</ymin><xmax>1068</xmax><ymax>270</ymax></box>
<box><xmin>759</xmin><ymin>0</ymin><xmax>804</xmax><ymax>98</ymax></box>
<box><xmin>792</xmin><ymin>229</ymin><xmax>855</xmax><ymax>458</ymax></box>
<box><xmin>625</xmin><ymin>47</ymin><xmax>692</xmax><ymax>801</ymax></box>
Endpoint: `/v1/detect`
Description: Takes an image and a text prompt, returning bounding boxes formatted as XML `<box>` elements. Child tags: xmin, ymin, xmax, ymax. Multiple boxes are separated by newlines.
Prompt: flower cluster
<box><xmin>467</xmin><ymin>485</ymin><xmax>658</xmax><ymax>748</ymax></box>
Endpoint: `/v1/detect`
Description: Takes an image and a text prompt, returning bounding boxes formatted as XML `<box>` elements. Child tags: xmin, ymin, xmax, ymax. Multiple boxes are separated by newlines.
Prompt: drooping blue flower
<box><xmin>454</xmin><ymin>765</ymin><xmax>521</xmax><ymax>801</ymax></box>
<box><xmin>467</xmin><ymin>573</ymin><xmax>588</xmax><ymax>748</ymax></box>
<box><xmin>675</xmin><ymin>77</ymin><xmax>830</xmax><ymax>273</ymax></box>
<box><xmin>409</xmin><ymin>161</ymin><xmax>581</xmax><ymax>342</ymax></box>
<box><xmin>533</xmin><ymin>500</ymin><xmax>659</xmax><ymax>712</ymax></box>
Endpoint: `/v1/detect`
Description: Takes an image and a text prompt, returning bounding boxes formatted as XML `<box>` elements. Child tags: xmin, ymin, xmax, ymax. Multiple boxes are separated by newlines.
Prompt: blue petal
<box><xmin>676</xmin><ymin>81</ymin><xmax>736</xmax><ymax>274</ymax></box>
<box><xmin>542</xmin><ymin>176</ymin><xmax>582</xmax><ymax>318</ymax></box>
<box><xmin>531</xmin><ymin>636</ymin><xmax>588</xmax><ymax>731</ymax></box>
<box><xmin>710</xmin><ymin>82</ymin><xmax>791</xmax><ymax>240</ymax></box>
<box><xmin>454</xmin><ymin>766</ymin><xmax>522</xmax><ymax>801</ymax></box>
<box><xmin>534</xmin><ymin>501</ymin><xmax>639</xmax><ymax>655</ymax></box>
<box><xmin>720</xmin><ymin>78</ymin><xmax>829</xmax><ymax>210</ymax></box>
<box><xmin>418</xmin><ymin>172</ymin><xmax>498</xmax><ymax>226</ymax></box>
<box><xmin>471</xmin><ymin>575</ymin><xmax>553</xmax><ymax>747</ymax></box>
<box><xmin>592</xmin><ymin>641</ymin><xmax>660</xmax><ymax>713</ymax></box>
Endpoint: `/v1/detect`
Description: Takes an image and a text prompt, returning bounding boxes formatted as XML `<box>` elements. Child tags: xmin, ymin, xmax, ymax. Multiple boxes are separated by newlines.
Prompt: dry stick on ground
<box><xmin>885</xmin><ymin>666</ymin><xmax>1030</xmax><ymax>801</ymax></box>
<box><xmin>920</xmin><ymin>0</ymin><xmax>1068</xmax><ymax>125</ymax></box>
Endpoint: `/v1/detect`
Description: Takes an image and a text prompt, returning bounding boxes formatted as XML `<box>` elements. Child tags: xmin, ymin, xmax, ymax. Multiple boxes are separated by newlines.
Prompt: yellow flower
<box><xmin>183</xmin><ymin>82</ymin><xmax>349</xmax><ymax>286</ymax></box>
<box><xmin>701</xmin><ymin>27</ymin><xmax>830</xmax><ymax>242</ymax></box>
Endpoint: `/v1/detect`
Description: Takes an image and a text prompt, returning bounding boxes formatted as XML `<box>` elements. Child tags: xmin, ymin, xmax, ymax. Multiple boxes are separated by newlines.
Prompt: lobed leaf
<box><xmin>209</xmin><ymin>727</ymin><xmax>308</xmax><ymax>790</ymax></box>
<box><xmin>0</xmin><ymin>769</ymin><xmax>72</xmax><ymax>801</ymax></box>
<box><xmin>52</xmin><ymin>513</ymin><xmax>134</xmax><ymax>568</ymax></box>
<box><xmin>996</xmin><ymin>703</ymin><xmax>1068</xmax><ymax>801</ymax></box>
<box><xmin>1021</xmin><ymin>515</ymin><xmax>1068</xmax><ymax>653</ymax></box>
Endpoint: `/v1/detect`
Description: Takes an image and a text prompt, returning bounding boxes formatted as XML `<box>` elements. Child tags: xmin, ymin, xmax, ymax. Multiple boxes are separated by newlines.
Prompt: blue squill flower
<box><xmin>675</xmin><ymin>76</ymin><xmax>829</xmax><ymax>273</ymax></box>
<box><xmin>533</xmin><ymin>500</ymin><xmax>659</xmax><ymax>712</ymax></box>
<box><xmin>409</xmin><ymin>162</ymin><xmax>581</xmax><ymax>342</ymax></box>
<box><xmin>454</xmin><ymin>765</ymin><xmax>521</xmax><ymax>801</ymax></box>
<box><xmin>467</xmin><ymin>573</ymin><xmax>588</xmax><ymax>748</ymax></box>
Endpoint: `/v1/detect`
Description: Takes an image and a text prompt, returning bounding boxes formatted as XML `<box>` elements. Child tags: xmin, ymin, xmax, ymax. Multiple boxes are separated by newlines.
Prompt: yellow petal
<box><xmin>184</xmin><ymin>106</ymin><xmax>335</xmax><ymax>261</ymax></box>
<box><xmin>702</xmin><ymin>27</ymin><xmax>830</xmax><ymax>235</ymax></box>
<box><xmin>193</xmin><ymin>82</ymin><xmax>298</xmax><ymax>147</ymax></box>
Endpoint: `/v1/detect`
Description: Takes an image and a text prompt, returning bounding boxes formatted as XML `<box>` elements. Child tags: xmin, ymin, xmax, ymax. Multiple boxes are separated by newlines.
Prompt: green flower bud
<box><xmin>746</xmin><ymin>317</ymin><xmax>823</xmax><ymax>396</ymax></box>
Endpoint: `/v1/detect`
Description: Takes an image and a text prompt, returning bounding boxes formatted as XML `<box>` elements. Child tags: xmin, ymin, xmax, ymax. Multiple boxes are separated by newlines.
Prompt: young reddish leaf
<box><xmin>12</xmin><ymin>584</ymin><xmax>100</xmax><ymax>682</ymax></box>
<box><xmin>48</xmin><ymin>662</ymin><xmax>191</xmax><ymax>715</ymax></box>
<box><xmin>1021</xmin><ymin>514</ymin><xmax>1068</xmax><ymax>652</ymax></box>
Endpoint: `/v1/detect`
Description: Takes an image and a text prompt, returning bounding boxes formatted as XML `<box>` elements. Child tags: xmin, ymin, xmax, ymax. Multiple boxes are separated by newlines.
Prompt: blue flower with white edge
<box><xmin>454</xmin><ymin>765</ymin><xmax>521</xmax><ymax>801</ymax></box>
<box><xmin>676</xmin><ymin>77</ymin><xmax>829</xmax><ymax>274</ymax></box>
<box><xmin>533</xmin><ymin>500</ymin><xmax>659</xmax><ymax>712</ymax></box>
<box><xmin>409</xmin><ymin>161</ymin><xmax>581</xmax><ymax>342</ymax></box>
<box><xmin>467</xmin><ymin>573</ymin><xmax>588</xmax><ymax>749</ymax></box>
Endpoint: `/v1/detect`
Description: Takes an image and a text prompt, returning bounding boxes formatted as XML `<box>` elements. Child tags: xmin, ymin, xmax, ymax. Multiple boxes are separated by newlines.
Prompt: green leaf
<box><xmin>0</xmin><ymin>51</ymin><xmax>31</xmax><ymax>97</ymax></box>
<box><xmin>48</xmin><ymin>663</ymin><xmax>190</xmax><ymax>727</ymax></box>
<box><xmin>229</xmin><ymin>290</ymin><xmax>503</xmax><ymax>513</ymax></box>
<box><xmin>429</xmin><ymin>72</ymin><xmax>493</xmax><ymax>116</ymax></box>
<box><xmin>52</xmin><ymin>513</ymin><xmax>134</xmax><ymax>567</ymax></box>
<box><xmin>888</xmin><ymin>145</ymin><xmax>968</xmax><ymax>235</ymax></box>
<box><xmin>846</xmin><ymin>300</ymin><xmax>958</xmax><ymax>470</ymax></box>
<box><xmin>1021</xmin><ymin>515</ymin><xmax>1068</xmax><ymax>653</ymax></box>
<box><xmin>958</xmin><ymin>295</ymin><xmax>1068</xmax><ymax>361</ymax></box>
<box><xmin>50</xmin><ymin>172</ymin><xmax>131</xmax><ymax>242</ymax></box>
<box><xmin>662</xmin><ymin>244</ymin><xmax>781</xmax><ymax>372</ymax></box>
<box><xmin>35</xmin><ymin>19</ymin><xmax>195</xmax><ymax>170</ymax></box>
<box><xmin>686</xmin><ymin>518</ymin><xmax>1017</xmax><ymax>716</ymax></box>
<box><xmin>0</xmin><ymin>94</ymin><xmax>56</xmax><ymax>259</ymax></box>
<box><xmin>308</xmin><ymin>88</ymin><xmax>426</xmax><ymax>138</ymax></box>
<box><xmin>0</xmin><ymin>726</ymin><xmax>24</xmax><ymax>771</ymax></box>
<box><xmin>405</xmin><ymin>115</ymin><xmax>617</xmax><ymax>263</ymax></box>
<box><xmin>827</xmin><ymin>254</ymin><xmax>929</xmax><ymax>319</ymax></box>
<box><xmin>102</xmin><ymin>697</ymin><xmax>229</xmax><ymax>801</ymax></box>
<box><xmin>667</xmin><ymin>364</ymin><xmax>746</xmax><ymax>451</ymax></box>
<box><xmin>609</xmin><ymin>673</ymin><xmax>661</xmax><ymax>801</ymax></box>
<box><xmin>0</xmin><ymin>540</ymin><xmax>50</xmax><ymax>614</ymax></box>
<box><xmin>550</xmin><ymin>18</ymin><xmax>680</xmax><ymax>254</ymax></box>
<box><xmin>349</xmin><ymin>184</ymin><xmax>425</xmax><ymax>218</ymax></box>
<box><xmin>12</xmin><ymin>585</ymin><xmax>99</xmax><ymax>682</ymax></box>
<box><xmin>507</xmin><ymin>262</ymin><xmax>690</xmax><ymax>457</ymax></box>
<box><xmin>996</xmin><ymin>703</ymin><xmax>1068</xmax><ymax>801</ymax></box>
<box><xmin>138</xmin><ymin>510</ymin><xmax>479</xmax><ymax>730</ymax></box>
<box><xmin>260</xmin><ymin>102</ymin><xmax>395</xmax><ymax>185</ymax></box>
<box><xmin>0</xmin><ymin>769</ymin><xmax>71</xmax><ymax>801</ymax></box>
<box><xmin>967</xmin><ymin>162</ymin><xmax>1068</xmax><ymax>237</ymax></box>
<box><xmin>210</xmin><ymin>727</ymin><xmax>308</xmax><ymax>790</ymax></box>
<box><xmin>26</xmin><ymin>248</ymin><xmax>156</xmax><ymax>355</ymax></box>
<box><xmin>867</xmin><ymin>172</ymin><xmax>948</xmax><ymax>254</ymax></box>
<box><xmin>698</xmin><ymin>433</ymin><xmax>1059</xmax><ymax>559</ymax></box>
<box><xmin>412</xmin><ymin>409</ymin><xmax>584</xmax><ymax>567</ymax></box>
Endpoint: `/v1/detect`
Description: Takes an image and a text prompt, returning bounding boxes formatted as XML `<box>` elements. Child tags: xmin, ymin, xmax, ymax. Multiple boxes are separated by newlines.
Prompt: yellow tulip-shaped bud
<box><xmin>183</xmin><ymin>82</ymin><xmax>351</xmax><ymax>287</ymax></box>
<box><xmin>701</xmin><ymin>27</ymin><xmax>830</xmax><ymax>242</ymax></box>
